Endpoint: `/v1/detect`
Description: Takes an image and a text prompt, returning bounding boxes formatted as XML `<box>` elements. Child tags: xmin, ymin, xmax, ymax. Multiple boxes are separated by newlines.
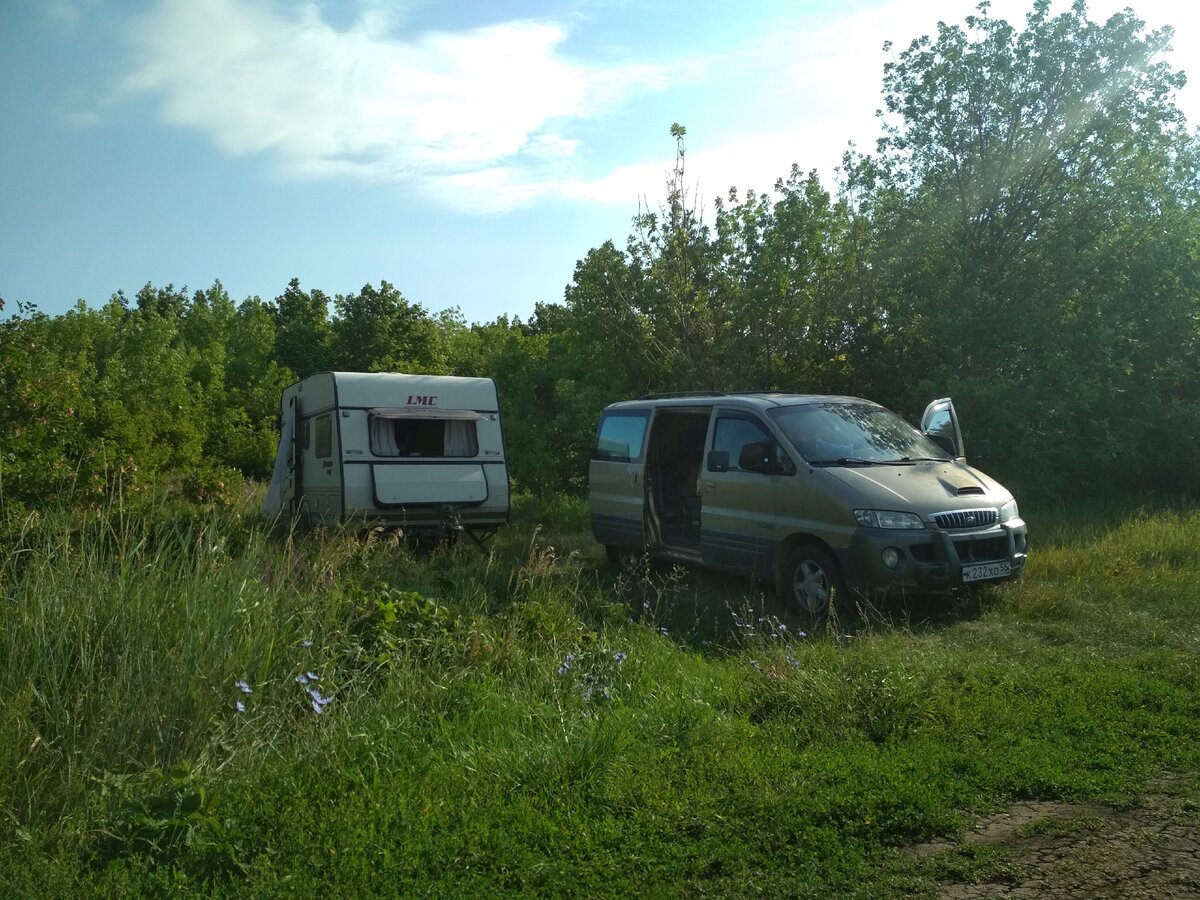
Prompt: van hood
<box><xmin>825</xmin><ymin>461</ymin><xmax>1011</xmax><ymax>514</ymax></box>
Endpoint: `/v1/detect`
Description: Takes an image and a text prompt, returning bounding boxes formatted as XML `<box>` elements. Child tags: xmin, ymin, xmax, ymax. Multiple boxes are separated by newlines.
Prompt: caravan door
<box><xmin>299</xmin><ymin>409</ymin><xmax>342</xmax><ymax>521</ymax></box>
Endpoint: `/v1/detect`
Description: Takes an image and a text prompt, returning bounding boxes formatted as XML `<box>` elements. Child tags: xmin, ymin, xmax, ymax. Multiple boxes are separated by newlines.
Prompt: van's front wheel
<box><xmin>780</xmin><ymin>543</ymin><xmax>846</xmax><ymax>619</ymax></box>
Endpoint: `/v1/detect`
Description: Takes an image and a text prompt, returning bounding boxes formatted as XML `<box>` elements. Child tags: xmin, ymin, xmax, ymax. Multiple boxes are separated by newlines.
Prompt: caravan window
<box><xmin>369</xmin><ymin>413</ymin><xmax>479</xmax><ymax>458</ymax></box>
<box><xmin>315</xmin><ymin>415</ymin><xmax>332</xmax><ymax>459</ymax></box>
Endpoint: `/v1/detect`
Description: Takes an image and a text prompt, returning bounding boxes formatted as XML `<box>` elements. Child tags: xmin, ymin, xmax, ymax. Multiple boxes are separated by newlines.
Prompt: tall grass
<box><xmin>1</xmin><ymin>489</ymin><xmax>1198</xmax><ymax>896</ymax></box>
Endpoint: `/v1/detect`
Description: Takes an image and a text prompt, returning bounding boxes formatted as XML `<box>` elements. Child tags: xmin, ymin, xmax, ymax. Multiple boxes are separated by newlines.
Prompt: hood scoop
<box><xmin>939</xmin><ymin>476</ymin><xmax>985</xmax><ymax>497</ymax></box>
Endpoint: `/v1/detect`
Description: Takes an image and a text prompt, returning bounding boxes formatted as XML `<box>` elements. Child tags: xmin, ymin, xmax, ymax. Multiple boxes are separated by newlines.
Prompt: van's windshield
<box><xmin>768</xmin><ymin>402</ymin><xmax>951</xmax><ymax>465</ymax></box>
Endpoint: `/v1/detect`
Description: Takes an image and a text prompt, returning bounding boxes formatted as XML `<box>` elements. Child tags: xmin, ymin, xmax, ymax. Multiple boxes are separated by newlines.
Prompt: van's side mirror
<box><xmin>707</xmin><ymin>450</ymin><xmax>730</xmax><ymax>473</ymax></box>
<box><xmin>738</xmin><ymin>441</ymin><xmax>773</xmax><ymax>473</ymax></box>
<box><xmin>967</xmin><ymin>439</ymin><xmax>991</xmax><ymax>461</ymax></box>
<box><xmin>928</xmin><ymin>434</ymin><xmax>956</xmax><ymax>458</ymax></box>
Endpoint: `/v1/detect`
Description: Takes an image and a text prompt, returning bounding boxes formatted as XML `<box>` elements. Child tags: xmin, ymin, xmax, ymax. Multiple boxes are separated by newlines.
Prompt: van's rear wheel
<box><xmin>605</xmin><ymin>545</ymin><xmax>643</xmax><ymax>572</ymax></box>
<box><xmin>780</xmin><ymin>543</ymin><xmax>846</xmax><ymax>619</ymax></box>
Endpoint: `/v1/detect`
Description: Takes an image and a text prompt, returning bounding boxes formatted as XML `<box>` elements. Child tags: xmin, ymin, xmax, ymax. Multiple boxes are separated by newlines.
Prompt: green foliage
<box><xmin>855</xmin><ymin>0</ymin><xmax>1200</xmax><ymax>495</ymax></box>
<box><xmin>1</xmin><ymin>497</ymin><xmax>1199</xmax><ymax>896</ymax></box>
<box><xmin>331</xmin><ymin>281</ymin><xmax>445</xmax><ymax>374</ymax></box>
<box><xmin>345</xmin><ymin>584</ymin><xmax>462</xmax><ymax>668</ymax></box>
<box><xmin>90</xmin><ymin>763</ymin><xmax>240</xmax><ymax>880</ymax></box>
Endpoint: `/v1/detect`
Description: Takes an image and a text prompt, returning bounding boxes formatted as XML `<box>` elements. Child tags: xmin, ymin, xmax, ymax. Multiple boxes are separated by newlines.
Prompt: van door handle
<box><xmin>704</xmin><ymin>481</ymin><xmax>715</xmax><ymax>489</ymax></box>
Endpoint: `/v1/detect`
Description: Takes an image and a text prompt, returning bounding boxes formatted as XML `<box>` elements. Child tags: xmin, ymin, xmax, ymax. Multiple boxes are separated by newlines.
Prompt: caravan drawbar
<box><xmin>263</xmin><ymin>372</ymin><xmax>510</xmax><ymax>538</ymax></box>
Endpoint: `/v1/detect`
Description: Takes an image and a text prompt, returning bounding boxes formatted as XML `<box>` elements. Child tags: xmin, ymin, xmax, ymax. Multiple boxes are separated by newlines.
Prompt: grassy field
<box><xmin>1</xmin><ymin>489</ymin><xmax>1198</xmax><ymax>897</ymax></box>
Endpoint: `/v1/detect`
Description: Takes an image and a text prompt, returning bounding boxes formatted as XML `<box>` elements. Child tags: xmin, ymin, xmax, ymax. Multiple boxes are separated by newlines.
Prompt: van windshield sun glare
<box><xmin>767</xmin><ymin>403</ymin><xmax>952</xmax><ymax>465</ymax></box>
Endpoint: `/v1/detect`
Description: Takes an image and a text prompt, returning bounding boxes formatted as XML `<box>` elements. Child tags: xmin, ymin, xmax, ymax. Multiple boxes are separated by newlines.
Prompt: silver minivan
<box><xmin>588</xmin><ymin>392</ymin><xmax>1027</xmax><ymax>615</ymax></box>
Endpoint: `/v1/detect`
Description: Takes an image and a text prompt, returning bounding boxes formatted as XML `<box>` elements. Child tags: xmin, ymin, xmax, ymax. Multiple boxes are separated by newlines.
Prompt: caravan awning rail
<box><xmin>369</xmin><ymin>408</ymin><xmax>485</xmax><ymax>421</ymax></box>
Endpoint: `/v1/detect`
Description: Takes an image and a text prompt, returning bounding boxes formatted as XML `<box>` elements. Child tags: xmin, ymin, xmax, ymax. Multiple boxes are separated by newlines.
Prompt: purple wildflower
<box><xmin>307</xmin><ymin>687</ymin><xmax>334</xmax><ymax>714</ymax></box>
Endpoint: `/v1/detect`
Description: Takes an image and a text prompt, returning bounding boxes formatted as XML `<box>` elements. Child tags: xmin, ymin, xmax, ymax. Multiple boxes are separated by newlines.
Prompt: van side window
<box><xmin>711</xmin><ymin>415</ymin><xmax>772</xmax><ymax>473</ymax></box>
<box><xmin>594</xmin><ymin>412</ymin><xmax>649</xmax><ymax>463</ymax></box>
<box><xmin>315</xmin><ymin>414</ymin><xmax>332</xmax><ymax>459</ymax></box>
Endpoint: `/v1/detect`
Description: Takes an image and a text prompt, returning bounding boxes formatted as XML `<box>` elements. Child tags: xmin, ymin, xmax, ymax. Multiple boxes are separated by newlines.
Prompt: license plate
<box><xmin>962</xmin><ymin>561</ymin><xmax>1011</xmax><ymax>583</ymax></box>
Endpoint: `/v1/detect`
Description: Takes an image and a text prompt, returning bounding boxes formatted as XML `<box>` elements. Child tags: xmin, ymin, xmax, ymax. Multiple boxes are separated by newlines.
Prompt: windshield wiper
<box><xmin>815</xmin><ymin>457</ymin><xmax>943</xmax><ymax>466</ymax></box>
<box><xmin>811</xmin><ymin>457</ymin><xmax>881</xmax><ymax>466</ymax></box>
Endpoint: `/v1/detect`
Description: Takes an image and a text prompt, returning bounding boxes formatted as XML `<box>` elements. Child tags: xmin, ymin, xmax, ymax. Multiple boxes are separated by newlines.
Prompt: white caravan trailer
<box><xmin>263</xmin><ymin>372</ymin><xmax>509</xmax><ymax>538</ymax></box>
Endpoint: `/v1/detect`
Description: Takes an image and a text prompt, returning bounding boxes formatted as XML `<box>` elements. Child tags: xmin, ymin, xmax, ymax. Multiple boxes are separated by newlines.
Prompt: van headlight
<box><xmin>854</xmin><ymin>509</ymin><xmax>924</xmax><ymax>529</ymax></box>
<box><xmin>998</xmin><ymin>499</ymin><xmax>1019</xmax><ymax>522</ymax></box>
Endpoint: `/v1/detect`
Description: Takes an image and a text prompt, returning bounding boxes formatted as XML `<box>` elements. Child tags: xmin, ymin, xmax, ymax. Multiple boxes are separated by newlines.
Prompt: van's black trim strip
<box><xmin>699</xmin><ymin>529</ymin><xmax>774</xmax><ymax>572</ymax></box>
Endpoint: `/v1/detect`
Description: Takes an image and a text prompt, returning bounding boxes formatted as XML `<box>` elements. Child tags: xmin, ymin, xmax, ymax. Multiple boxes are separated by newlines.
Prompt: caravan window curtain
<box><xmin>369</xmin><ymin>409</ymin><xmax>481</xmax><ymax>458</ymax></box>
<box><xmin>370</xmin><ymin>416</ymin><xmax>400</xmax><ymax>456</ymax></box>
<box><xmin>444</xmin><ymin>420</ymin><xmax>478</xmax><ymax>456</ymax></box>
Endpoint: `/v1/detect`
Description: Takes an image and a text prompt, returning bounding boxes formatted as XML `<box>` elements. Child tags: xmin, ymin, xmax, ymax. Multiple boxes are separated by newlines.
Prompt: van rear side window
<box><xmin>594</xmin><ymin>412</ymin><xmax>649</xmax><ymax>462</ymax></box>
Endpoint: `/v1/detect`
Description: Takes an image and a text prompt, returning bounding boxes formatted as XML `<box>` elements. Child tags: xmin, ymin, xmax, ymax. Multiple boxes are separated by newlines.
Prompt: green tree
<box><xmin>712</xmin><ymin>167</ymin><xmax>860</xmax><ymax>392</ymax></box>
<box><xmin>272</xmin><ymin>278</ymin><xmax>332</xmax><ymax>377</ymax></box>
<box><xmin>626</xmin><ymin>123</ymin><xmax>723</xmax><ymax>388</ymax></box>
<box><xmin>331</xmin><ymin>281</ymin><xmax>444</xmax><ymax>374</ymax></box>
<box><xmin>858</xmin><ymin>0</ymin><xmax>1200</xmax><ymax>492</ymax></box>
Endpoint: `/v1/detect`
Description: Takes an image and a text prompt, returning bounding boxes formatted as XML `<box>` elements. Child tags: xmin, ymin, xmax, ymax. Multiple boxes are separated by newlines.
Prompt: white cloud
<box><xmin>118</xmin><ymin>0</ymin><xmax>1200</xmax><ymax>216</ymax></box>
<box><xmin>120</xmin><ymin>0</ymin><xmax>680</xmax><ymax>204</ymax></box>
<box><xmin>553</xmin><ymin>0</ymin><xmax>1200</xmax><ymax>213</ymax></box>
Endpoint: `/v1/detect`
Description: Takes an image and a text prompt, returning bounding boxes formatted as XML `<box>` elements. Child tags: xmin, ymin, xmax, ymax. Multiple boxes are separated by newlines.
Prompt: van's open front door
<box><xmin>921</xmin><ymin>397</ymin><xmax>964</xmax><ymax>460</ymax></box>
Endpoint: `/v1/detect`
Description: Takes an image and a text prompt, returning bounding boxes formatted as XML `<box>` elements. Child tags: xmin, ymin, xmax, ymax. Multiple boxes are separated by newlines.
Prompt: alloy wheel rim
<box><xmin>793</xmin><ymin>560</ymin><xmax>830</xmax><ymax>613</ymax></box>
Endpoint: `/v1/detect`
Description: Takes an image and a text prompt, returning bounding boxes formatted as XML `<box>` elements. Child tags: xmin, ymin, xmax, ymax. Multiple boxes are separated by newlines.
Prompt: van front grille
<box><xmin>933</xmin><ymin>509</ymin><xmax>997</xmax><ymax>529</ymax></box>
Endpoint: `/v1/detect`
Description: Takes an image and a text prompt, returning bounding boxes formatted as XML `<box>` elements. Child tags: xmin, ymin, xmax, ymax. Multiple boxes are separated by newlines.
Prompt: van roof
<box><xmin>605</xmin><ymin>393</ymin><xmax>878</xmax><ymax>411</ymax></box>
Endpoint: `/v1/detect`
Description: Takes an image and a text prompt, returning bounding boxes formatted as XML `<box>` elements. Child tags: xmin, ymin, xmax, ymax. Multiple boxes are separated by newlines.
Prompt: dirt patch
<box><xmin>907</xmin><ymin>774</ymin><xmax>1200</xmax><ymax>898</ymax></box>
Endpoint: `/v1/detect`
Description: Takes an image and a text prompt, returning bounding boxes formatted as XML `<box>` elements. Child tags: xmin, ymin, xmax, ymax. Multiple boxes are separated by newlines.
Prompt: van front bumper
<box><xmin>843</xmin><ymin>518</ymin><xmax>1028</xmax><ymax>596</ymax></box>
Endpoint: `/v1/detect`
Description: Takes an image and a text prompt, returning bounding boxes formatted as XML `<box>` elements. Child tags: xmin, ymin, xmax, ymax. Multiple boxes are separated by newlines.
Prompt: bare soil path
<box><xmin>905</xmin><ymin>774</ymin><xmax>1200</xmax><ymax>898</ymax></box>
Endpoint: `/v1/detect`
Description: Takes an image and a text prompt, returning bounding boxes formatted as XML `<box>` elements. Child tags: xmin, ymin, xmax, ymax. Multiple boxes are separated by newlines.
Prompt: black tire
<box><xmin>605</xmin><ymin>545</ymin><xmax>643</xmax><ymax>572</ymax></box>
<box><xmin>779</xmin><ymin>543</ymin><xmax>847</xmax><ymax>619</ymax></box>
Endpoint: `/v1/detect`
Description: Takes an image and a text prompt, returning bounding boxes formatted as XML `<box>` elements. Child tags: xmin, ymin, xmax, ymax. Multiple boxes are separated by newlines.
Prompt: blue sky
<box><xmin>3</xmin><ymin>0</ymin><xmax>1197</xmax><ymax>324</ymax></box>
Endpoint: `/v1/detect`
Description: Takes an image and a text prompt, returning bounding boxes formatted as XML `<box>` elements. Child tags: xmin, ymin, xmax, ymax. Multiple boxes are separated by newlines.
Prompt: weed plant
<box><xmin>1</xmin><ymin>490</ymin><xmax>1198</xmax><ymax>896</ymax></box>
